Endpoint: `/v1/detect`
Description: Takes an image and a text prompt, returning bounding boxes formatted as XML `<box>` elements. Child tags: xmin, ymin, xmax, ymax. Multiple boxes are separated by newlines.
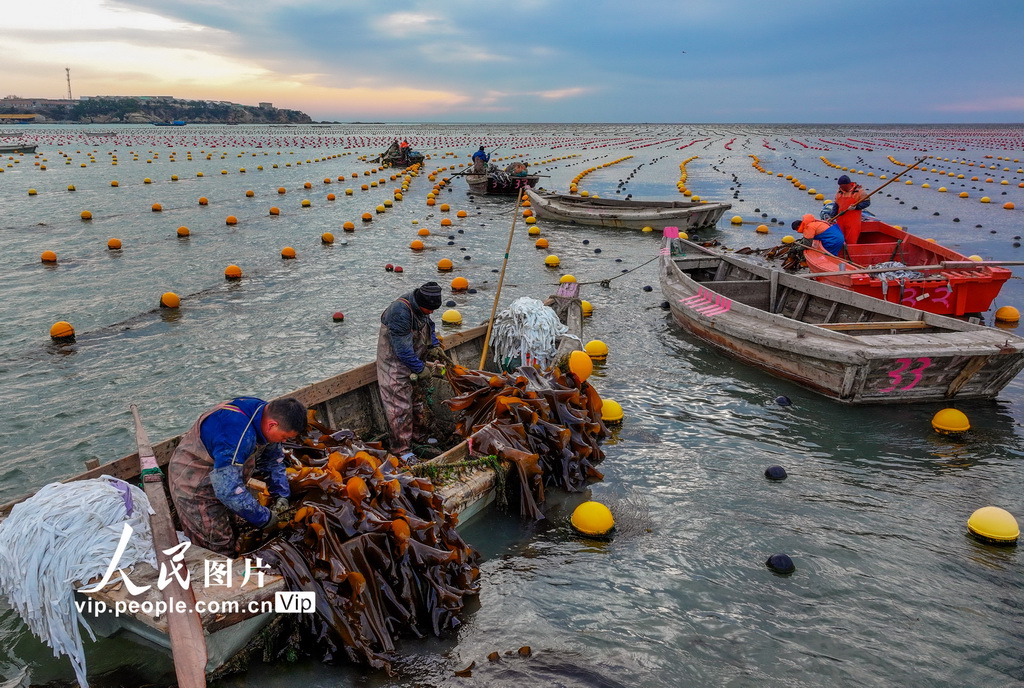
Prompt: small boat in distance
<box><xmin>803</xmin><ymin>219</ymin><xmax>1011</xmax><ymax>316</ymax></box>
<box><xmin>526</xmin><ymin>188</ymin><xmax>731</xmax><ymax>231</ymax></box>
<box><xmin>465</xmin><ymin>162</ymin><xmax>539</xmax><ymax>195</ymax></box>
<box><xmin>0</xmin><ymin>143</ymin><xmax>37</xmax><ymax>153</ymax></box>
<box><xmin>659</xmin><ymin>233</ymin><xmax>1024</xmax><ymax>404</ymax></box>
<box><xmin>152</xmin><ymin>121</ymin><xmax>187</xmax><ymax>126</ymax></box>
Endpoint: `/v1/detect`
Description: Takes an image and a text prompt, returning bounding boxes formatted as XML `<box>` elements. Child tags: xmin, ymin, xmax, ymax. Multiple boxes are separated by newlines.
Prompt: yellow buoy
<box><xmin>225</xmin><ymin>264</ymin><xmax>243</xmax><ymax>280</ymax></box>
<box><xmin>781</xmin><ymin>235</ymin><xmax>796</xmax><ymax>244</ymax></box>
<box><xmin>581</xmin><ymin>300</ymin><xmax>593</xmax><ymax>317</ymax></box>
<box><xmin>995</xmin><ymin>306</ymin><xmax>1020</xmax><ymax>323</ymax></box>
<box><xmin>559</xmin><ymin>274</ymin><xmax>577</xmax><ymax>283</ymax></box>
<box><xmin>968</xmin><ymin>255</ymin><xmax>983</xmax><ymax>262</ymax></box>
<box><xmin>28</xmin><ymin>188</ymin><xmax>38</xmax><ymax>196</ymax></box>
<box><xmin>544</xmin><ymin>254</ymin><xmax>560</xmax><ymax>267</ymax></box>
<box><xmin>570</xmin><ymin>501</ymin><xmax>614</xmax><ymax>537</ymax></box>
<box><xmin>49</xmin><ymin>321</ymin><xmax>75</xmax><ymax>342</ymax></box>
<box><xmin>437</xmin><ymin>258</ymin><xmax>453</xmax><ymax>271</ymax></box>
<box><xmin>321</xmin><ymin>232</ymin><xmax>335</xmax><ymax>244</ymax></box>
<box><xmin>302</xmin><ymin>199</ymin><xmax>312</xmax><ymax>208</ymax></box>
<box><xmin>528</xmin><ymin>226</ymin><xmax>540</xmax><ymax>236</ymax></box>
<box><xmin>641</xmin><ymin>226</ymin><xmax>654</xmax><ymax>233</ymax></box>
<box><xmin>584</xmin><ymin>339</ymin><xmax>609</xmax><ymax>361</ymax></box>
<box><xmin>980</xmin><ymin>196</ymin><xmax>991</xmax><ymax>203</ymax></box>
<box><xmin>67</xmin><ymin>185</ymin><xmax>75</xmax><ymax>191</ymax></box>
<box><xmin>40</xmin><ymin>250</ymin><xmax>57</xmax><ymax>263</ymax></box>
<box><xmin>959</xmin><ymin>192</ymin><xmax>969</xmax><ymax>198</ymax></box>
<box><xmin>281</xmin><ymin>247</ymin><xmax>297</xmax><ymax>259</ymax></box>
<box><xmin>525</xmin><ymin>216</ymin><xmax>536</xmax><ymax>224</ymax></box>
<box><xmin>755</xmin><ymin>224</ymin><xmax>769</xmax><ymax>234</ymax></box>
<box><xmin>967</xmin><ymin>506</ymin><xmax>1019</xmax><ymax>545</ymax></box>
<box><xmin>731</xmin><ymin>215</ymin><xmax>743</xmax><ymax>225</ymax></box>
<box><xmin>177</xmin><ymin>226</ymin><xmax>190</xmax><ymax>237</ymax></box>
<box><xmin>80</xmin><ymin>210</ymin><xmax>92</xmax><ymax>220</ymax></box>
<box><xmin>931</xmin><ymin>408</ymin><xmax>969</xmax><ymax>434</ymax></box>
<box><xmin>601</xmin><ymin>399</ymin><xmax>623</xmax><ymax>424</ymax></box>
<box><xmin>106</xmin><ymin>238</ymin><xmax>122</xmax><ymax>250</ymax></box>
<box><xmin>441</xmin><ymin>309</ymin><xmax>462</xmax><ymax>326</ymax></box>
<box><xmin>160</xmin><ymin>292</ymin><xmax>180</xmax><ymax>309</ymax></box>
<box><xmin>568</xmin><ymin>350</ymin><xmax>593</xmax><ymax>381</ymax></box>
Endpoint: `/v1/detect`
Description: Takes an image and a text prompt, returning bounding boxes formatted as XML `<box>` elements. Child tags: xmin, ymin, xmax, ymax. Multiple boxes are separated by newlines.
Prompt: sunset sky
<box><xmin>5</xmin><ymin>0</ymin><xmax>1024</xmax><ymax>123</ymax></box>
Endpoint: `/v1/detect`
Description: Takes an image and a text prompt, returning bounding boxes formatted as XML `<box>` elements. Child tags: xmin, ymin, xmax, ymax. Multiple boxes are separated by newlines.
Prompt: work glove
<box><xmin>265</xmin><ymin>496</ymin><xmax>290</xmax><ymax>528</ymax></box>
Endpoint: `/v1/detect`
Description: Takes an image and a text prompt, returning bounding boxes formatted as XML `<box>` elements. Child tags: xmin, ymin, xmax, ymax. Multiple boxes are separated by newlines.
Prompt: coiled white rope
<box><xmin>0</xmin><ymin>477</ymin><xmax>156</xmax><ymax>688</ymax></box>
<box><xmin>489</xmin><ymin>297</ymin><xmax>568</xmax><ymax>369</ymax></box>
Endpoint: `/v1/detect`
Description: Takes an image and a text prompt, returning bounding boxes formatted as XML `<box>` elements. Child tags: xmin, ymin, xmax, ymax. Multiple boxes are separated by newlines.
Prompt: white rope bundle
<box><xmin>489</xmin><ymin>297</ymin><xmax>568</xmax><ymax>369</ymax></box>
<box><xmin>0</xmin><ymin>477</ymin><xmax>156</xmax><ymax>688</ymax></box>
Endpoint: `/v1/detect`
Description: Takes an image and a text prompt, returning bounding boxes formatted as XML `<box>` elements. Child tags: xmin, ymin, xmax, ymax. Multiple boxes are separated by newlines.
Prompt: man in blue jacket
<box><xmin>471</xmin><ymin>146</ymin><xmax>490</xmax><ymax>173</ymax></box>
<box><xmin>377</xmin><ymin>282</ymin><xmax>443</xmax><ymax>462</ymax></box>
<box><xmin>169</xmin><ymin>396</ymin><xmax>306</xmax><ymax>555</ymax></box>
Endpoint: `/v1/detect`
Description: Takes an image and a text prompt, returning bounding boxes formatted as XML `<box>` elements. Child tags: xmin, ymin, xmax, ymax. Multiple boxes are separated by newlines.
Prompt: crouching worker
<box><xmin>377</xmin><ymin>282</ymin><xmax>444</xmax><ymax>463</ymax></box>
<box><xmin>169</xmin><ymin>396</ymin><xmax>306</xmax><ymax>556</ymax></box>
<box><xmin>793</xmin><ymin>214</ymin><xmax>845</xmax><ymax>257</ymax></box>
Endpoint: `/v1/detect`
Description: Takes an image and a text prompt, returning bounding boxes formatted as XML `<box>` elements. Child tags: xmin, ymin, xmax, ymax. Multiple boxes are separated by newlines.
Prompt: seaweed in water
<box><xmin>258</xmin><ymin>438</ymin><xmax>480</xmax><ymax>674</ymax></box>
<box><xmin>444</xmin><ymin>363</ymin><xmax>607</xmax><ymax>519</ymax></box>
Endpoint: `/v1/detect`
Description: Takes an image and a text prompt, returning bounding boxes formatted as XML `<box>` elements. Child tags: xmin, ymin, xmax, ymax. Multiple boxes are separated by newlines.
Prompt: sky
<box><xmin>3</xmin><ymin>0</ymin><xmax>1024</xmax><ymax>124</ymax></box>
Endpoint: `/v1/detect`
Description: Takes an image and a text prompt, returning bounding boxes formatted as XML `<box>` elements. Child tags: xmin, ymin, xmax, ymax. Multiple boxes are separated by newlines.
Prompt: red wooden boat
<box><xmin>804</xmin><ymin>219</ymin><xmax>1011</xmax><ymax>316</ymax></box>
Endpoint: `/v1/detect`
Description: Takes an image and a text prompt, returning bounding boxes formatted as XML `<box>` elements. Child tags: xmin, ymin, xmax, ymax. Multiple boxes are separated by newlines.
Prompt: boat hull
<box><xmin>526</xmin><ymin>188</ymin><xmax>731</xmax><ymax>231</ymax></box>
<box><xmin>660</xmin><ymin>238</ymin><xmax>1024</xmax><ymax>404</ymax></box>
<box><xmin>0</xmin><ymin>144</ymin><xmax>37</xmax><ymax>153</ymax></box>
<box><xmin>805</xmin><ymin>219</ymin><xmax>1011</xmax><ymax>315</ymax></box>
<box><xmin>465</xmin><ymin>173</ymin><xmax>539</xmax><ymax>195</ymax></box>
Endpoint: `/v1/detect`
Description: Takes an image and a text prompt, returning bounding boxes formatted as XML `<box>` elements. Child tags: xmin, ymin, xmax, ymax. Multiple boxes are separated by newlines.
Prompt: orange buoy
<box><xmin>80</xmin><ymin>210</ymin><xmax>92</xmax><ymax>220</ymax></box>
<box><xmin>321</xmin><ymin>232</ymin><xmax>335</xmax><ymax>244</ymax></box>
<box><xmin>281</xmin><ymin>247</ymin><xmax>297</xmax><ymax>259</ymax></box>
<box><xmin>278</xmin><ymin>187</ymin><xmax>286</xmax><ymax>194</ymax></box>
<box><xmin>225</xmin><ymin>215</ymin><xmax>238</xmax><ymax>225</ymax></box>
<box><xmin>151</xmin><ymin>203</ymin><xmax>162</xmax><ymax>212</ymax></box>
<box><xmin>343</xmin><ymin>221</ymin><xmax>356</xmax><ymax>231</ymax></box>
<box><xmin>269</xmin><ymin>206</ymin><xmax>280</xmax><ymax>215</ymax></box>
<box><xmin>225</xmin><ymin>264</ymin><xmax>242</xmax><ymax>280</ymax></box>
<box><xmin>49</xmin><ymin>321</ymin><xmax>75</xmax><ymax>343</ymax></box>
<box><xmin>160</xmin><ymin>292</ymin><xmax>180</xmax><ymax>308</ymax></box>
<box><xmin>457</xmin><ymin>209</ymin><xmax>468</xmax><ymax>218</ymax></box>
<box><xmin>40</xmin><ymin>250</ymin><xmax>57</xmax><ymax>263</ymax></box>
<box><xmin>418</xmin><ymin>228</ymin><xmax>431</xmax><ymax>237</ymax></box>
<box><xmin>177</xmin><ymin>226</ymin><xmax>190</xmax><ymax>237</ymax></box>
<box><xmin>410</xmin><ymin>240</ymin><xmax>425</xmax><ymax>251</ymax></box>
<box><xmin>198</xmin><ymin>197</ymin><xmax>208</xmax><ymax>206</ymax></box>
<box><xmin>107</xmin><ymin>238</ymin><xmax>122</xmax><ymax>250</ymax></box>
<box><xmin>437</xmin><ymin>258</ymin><xmax>453</xmax><ymax>271</ymax></box>
<box><xmin>361</xmin><ymin>212</ymin><xmax>372</xmax><ymax>222</ymax></box>
<box><xmin>451</xmin><ymin>276</ymin><xmax>469</xmax><ymax>291</ymax></box>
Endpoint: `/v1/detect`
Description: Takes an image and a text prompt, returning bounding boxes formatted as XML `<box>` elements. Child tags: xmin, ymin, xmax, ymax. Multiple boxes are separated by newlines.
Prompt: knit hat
<box><xmin>413</xmin><ymin>282</ymin><xmax>443</xmax><ymax>310</ymax></box>
<box><xmin>837</xmin><ymin>174</ymin><xmax>852</xmax><ymax>185</ymax></box>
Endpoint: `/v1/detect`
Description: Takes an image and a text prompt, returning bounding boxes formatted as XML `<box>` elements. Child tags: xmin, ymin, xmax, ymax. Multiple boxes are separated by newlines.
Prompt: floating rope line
<box><xmin>0</xmin><ymin>477</ymin><xmax>156</xmax><ymax>688</ymax></box>
<box><xmin>577</xmin><ymin>253</ymin><xmax>662</xmax><ymax>287</ymax></box>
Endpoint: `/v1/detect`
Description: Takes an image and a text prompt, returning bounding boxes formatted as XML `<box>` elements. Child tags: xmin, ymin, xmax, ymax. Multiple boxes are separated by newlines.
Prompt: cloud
<box><xmin>372</xmin><ymin>12</ymin><xmax>446</xmax><ymax>38</ymax></box>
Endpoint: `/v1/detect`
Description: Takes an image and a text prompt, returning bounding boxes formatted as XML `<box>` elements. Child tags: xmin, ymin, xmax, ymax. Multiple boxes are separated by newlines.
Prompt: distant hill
<box><xmin>2</xmin><ymin>97</ymin><xmax>312</xmax><ymax>124</ymax></box>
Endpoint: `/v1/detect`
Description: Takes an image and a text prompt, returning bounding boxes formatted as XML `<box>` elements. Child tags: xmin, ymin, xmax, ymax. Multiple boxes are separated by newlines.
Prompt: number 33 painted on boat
<box><xmin>880</xmin><ymin>357</ymin><xmax>932</xmax><ymax>393</ymax></box>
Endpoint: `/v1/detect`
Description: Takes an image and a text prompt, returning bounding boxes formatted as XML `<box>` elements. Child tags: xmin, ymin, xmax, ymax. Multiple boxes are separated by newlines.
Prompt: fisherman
<box><xmin>471</xmin><ymin>146</ymin><xmax>490</xmax><ymax>173</ymax></box>
<box><xmin>793</xmin><ymin>214</ymin><xmax>845</xmax><ymax>256</ymax></box>
<box><xmin>377</xmin><ymin>282</ymin><xmax>444</xmax><ymax>463</ymax></box>
<box><xmin>398</xmin><ymin>139</ymin><xmax>411</xmax><ymax>163</ymax></box>
<box><xmin>827</xmin><ymin>174</ymin><xmax>871</xmax><ymax>244</ymax></box>
<box><xmin>168</xmin><ymin>396</ymin><xmax>306</xmax><ymax>556</ymax></box>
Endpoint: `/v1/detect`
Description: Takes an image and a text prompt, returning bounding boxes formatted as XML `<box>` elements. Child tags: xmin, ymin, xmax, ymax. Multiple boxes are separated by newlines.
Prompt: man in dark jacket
<box><xmin>377</xmin><ymin>282</ymin><xmax>443</xmax><ymax>462</ymax></box>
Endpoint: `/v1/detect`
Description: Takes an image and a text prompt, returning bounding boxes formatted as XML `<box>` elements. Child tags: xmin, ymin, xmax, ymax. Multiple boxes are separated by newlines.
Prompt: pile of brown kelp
<box><xmin>443</xmin><ymin>363</ymin><xmax>607</xmax><ymax>519</ymax></box>
<box><xmin>259</xmin><ymin>436</ymin><xmax>479</xmax><ymax>673</ymax></box>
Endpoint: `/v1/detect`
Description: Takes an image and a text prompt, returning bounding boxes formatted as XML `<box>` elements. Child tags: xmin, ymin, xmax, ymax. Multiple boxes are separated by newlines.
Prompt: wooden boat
<box><xmin>0</xmin><ymin>143</ymin><xmax>37</xmax><ymax>153</ymax></box>
<box><xmin>0</xmin><ymin>286</ymin><xmax>583</xmax><ymax>679</ymax></box>
<box><xmin>659</xmin><ymin>235</ymin><xmax>1024</xmax><ymax>404</ymax></box>
<box><xmin>803</xmin><ymin>218</ymin><xmax>1011</xmax><ymax>316</ymax></box>
<box><xmin>526</xmin><ymin>187</ymin><xmax>732</xmax><ymax>231</ymax></box>
<box><xmin>465</xmin><ymin>164</ymin><xmax>540</xmax><ymax>195</ymax></box>
<box><xmin>377</xmin><ymin>140</ymin><xmax>425</xmax><ymax>167</ymax></box>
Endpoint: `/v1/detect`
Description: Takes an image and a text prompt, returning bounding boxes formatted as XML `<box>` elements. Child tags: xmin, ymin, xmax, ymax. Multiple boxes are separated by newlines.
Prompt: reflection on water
<box><xmin>1</xmin><ymin>124</ymin><xmax>1023</xmax><ymax>687</ymax></box>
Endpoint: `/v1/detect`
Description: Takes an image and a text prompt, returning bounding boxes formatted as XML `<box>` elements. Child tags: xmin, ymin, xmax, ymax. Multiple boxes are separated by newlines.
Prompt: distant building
<box><xmin>259</xmin><ymin>102</ymin><xmax>273</xmax><ymax>110</ymax></box>
<box><xmin>2</xmin><ymin>97</ymin><xmax>72</xmax><ymax>108</ymax></box>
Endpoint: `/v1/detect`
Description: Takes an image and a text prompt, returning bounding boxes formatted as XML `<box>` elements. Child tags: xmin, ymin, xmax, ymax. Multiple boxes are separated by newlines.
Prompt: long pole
<box><xmin>479</xmin><ymin>187</ymin><xmax>525</xmax><ymax>369</ymax></box>
<box><xmin>831</xmin><ymin>155</ymin><xmax>929</xmax><ymax>223</ymax></box>
<box><xmin>130</xmin><ymin>404</ymin><xmax>208</xmax><ymax>688</ymax></box>
<box><xmin>802</xmin><ymin>259</ymin><xmax>1023</xmax><ymax>280</ymax></box>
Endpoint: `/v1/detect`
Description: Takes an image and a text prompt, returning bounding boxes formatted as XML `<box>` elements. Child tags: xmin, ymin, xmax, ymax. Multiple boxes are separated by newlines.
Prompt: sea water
<box><xmin>0</xmin><ymin>123</ymin><xmax>1021</xmax><ymax>687</ymax></box>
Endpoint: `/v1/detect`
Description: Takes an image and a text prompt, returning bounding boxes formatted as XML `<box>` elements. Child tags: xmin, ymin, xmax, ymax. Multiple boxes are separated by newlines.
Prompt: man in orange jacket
<box><xmin>827</xmin><ymin>174</ymin><xmax>870</xmax><ymax>243</ymax></box>
<box><xmin>793</xmin><ymin>214</ymin><xmax>845</xmax><ymax>256</ymax></box>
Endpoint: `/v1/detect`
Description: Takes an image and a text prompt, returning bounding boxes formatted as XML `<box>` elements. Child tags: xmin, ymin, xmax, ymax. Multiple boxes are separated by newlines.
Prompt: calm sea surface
<box><xmin>0</xmin><ymin>124</ymin><xmax>1021</xmax><ymax>687</ymax></box>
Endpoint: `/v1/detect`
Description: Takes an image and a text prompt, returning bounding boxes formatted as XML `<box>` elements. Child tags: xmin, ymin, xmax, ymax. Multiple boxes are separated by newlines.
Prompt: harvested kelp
<box><xmin>259</xmin><ymin>437</ymin><xmax>479</xmax><ymax>673</ymax></box>
<box><xmin>444</xmin><ymin>363</ymin><xmax>607</xmax><ymax>518</ymax></box>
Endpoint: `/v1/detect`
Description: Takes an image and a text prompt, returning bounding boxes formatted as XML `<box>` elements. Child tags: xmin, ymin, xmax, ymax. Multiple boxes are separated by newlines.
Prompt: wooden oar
<box><xmin>802</xmin><ymin>260</ymin><xmax>1022</xmax><ymax>279</ymax></box>
<box><xmin>830</xmin><ymin>154</ymin><xmax>929</xmax><ymax>223</ymax></box>
<box><xmin>479</xmin><ymin>187</ymin><xmax>525</xmax><ymax>369</ymax></box>
<box><xmin>130</xmin><ymin>404</ymin><xmax>208</xmax><ymax>688</ymax></box>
